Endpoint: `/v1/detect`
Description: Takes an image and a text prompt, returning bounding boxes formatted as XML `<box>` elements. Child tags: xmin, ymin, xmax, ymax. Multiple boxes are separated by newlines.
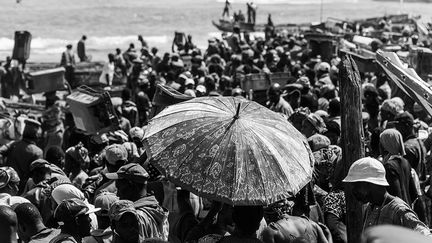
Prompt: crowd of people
<box><xmin>0</xmin><ymin>13</ymin><xmax>432</xmax><ymax>243</ymax></box>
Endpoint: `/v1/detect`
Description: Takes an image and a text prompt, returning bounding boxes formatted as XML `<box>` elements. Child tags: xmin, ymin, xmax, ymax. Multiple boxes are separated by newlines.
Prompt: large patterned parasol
<box><xmin>143</xmin><ymin>97</ymin><xmax>314</xmax><ymax>205</ymax></box>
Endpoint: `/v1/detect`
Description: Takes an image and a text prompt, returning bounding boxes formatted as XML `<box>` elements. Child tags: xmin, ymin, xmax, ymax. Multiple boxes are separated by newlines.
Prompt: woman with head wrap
<box><xmin>379</xmin><ymin>129</ymin><xmax>417</xmax><ymax>205</ymax></box>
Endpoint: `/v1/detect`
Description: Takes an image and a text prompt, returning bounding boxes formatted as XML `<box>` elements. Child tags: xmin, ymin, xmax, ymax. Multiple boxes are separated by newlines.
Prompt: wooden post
<box><xmin>339</xmin><ymin>55</ymin><xmax>365</xmax><ymax>243</ymax></box>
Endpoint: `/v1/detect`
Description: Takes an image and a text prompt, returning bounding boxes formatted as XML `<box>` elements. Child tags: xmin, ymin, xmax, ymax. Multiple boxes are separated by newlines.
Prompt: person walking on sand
<box><xmin>222</xmin><ymin>0</ymin><xmax>231</xmax><ymax>18</ymax></box>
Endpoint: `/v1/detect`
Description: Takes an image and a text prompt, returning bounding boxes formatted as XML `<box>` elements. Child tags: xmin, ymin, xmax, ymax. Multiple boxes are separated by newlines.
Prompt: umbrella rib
<box><xmin>215</xmin><ymin>97</ymin><xmax>236</xmax><ymax>114</ymax></box>
<box><xmin>197</xmin><ymin>119</ymin><xmax>237</xmax><ymax>200</ymax></box>
<box><xmin>152</xmin><ymin>107</ymin><xmax>226</xmax><ymax>121</ymax></box>
<box><xmin>242</xmin><ymin>123</ymin><xmax>270</xmax><ymax>205</ymax></box>
<box><xmin>146</xmin><ymin>116</ymin><xmax>229</xmax><ymax>156</ymax></box>
<box><xmin>248</xmin><ymin>125</ymin><xmax>297</xmax><ymax>193</ymax></box>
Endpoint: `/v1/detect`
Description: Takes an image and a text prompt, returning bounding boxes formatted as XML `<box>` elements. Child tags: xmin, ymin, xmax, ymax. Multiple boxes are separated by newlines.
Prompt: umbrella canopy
<box><xmin>144</xmin><ymin>96</ymin><xmax>314</xmax><ymax>205</ymax></box>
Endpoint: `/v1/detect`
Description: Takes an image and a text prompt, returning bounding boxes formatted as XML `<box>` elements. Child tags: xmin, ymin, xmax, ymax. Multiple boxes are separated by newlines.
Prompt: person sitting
<box><xmin>106</xmin><ymin>163</ymin><xmax>169</xmax><ymax>240</ymax></box>
<box><xmin>342</xmin><ymin>157</ymin><xmax>430</xmax><ymax>236</ymax></box>
<box><xmin>0</xmin><ymin>205</ymin><xmax>18</xmax><ymax>243</ymax></box>
<box><xmin>50</xmin><ymin>198</ymin><xmax>100</xmax><ymax>243</ymax></box>
<box><xmin>14</xmin><ymin>202</ymin><xmax>60</xmax><ymax>243</ymax></box>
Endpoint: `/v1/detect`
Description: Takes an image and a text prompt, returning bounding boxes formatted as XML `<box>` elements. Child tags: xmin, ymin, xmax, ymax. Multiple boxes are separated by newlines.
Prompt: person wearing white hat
<box><xmin>343</xmin><ymin>157</ymin><xmax>430</xmax><ymax>236</ymax></box>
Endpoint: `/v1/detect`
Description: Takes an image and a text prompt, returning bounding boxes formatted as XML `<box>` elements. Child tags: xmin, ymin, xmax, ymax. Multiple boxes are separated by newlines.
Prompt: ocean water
<box><xmin>1</xmin><ymin>0</ymin><xmax>432</xmax><ymax>62</ymax></box>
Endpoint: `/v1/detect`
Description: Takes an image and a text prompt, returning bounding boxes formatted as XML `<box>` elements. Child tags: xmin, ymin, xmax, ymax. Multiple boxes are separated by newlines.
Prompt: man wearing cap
<box><xmin>0</xmin><ymin>119</ymin><xmax>43</xmax><ymax>193</ymax></box>
<box><xmin>83</xmin><ymin>144</ymin><xmax>128</xmax><ymax>201</ymax></box>
<box><xmin>51</xmin><ymin>198</ymin><xmax>100</xmax><ymax>243</ymax></box>
<box><xmin>343</xmin><ymin>157</ymin><xmax>430</xmax><ymax>236</ymax></box>
<box><xmin>106</xmin><ymin>163</ymin><xmax>169</xmax><ymax>241</ymax></box>
<box><xmin>82</xmin><ymin>192</ymin><xmax>118</xmax><ymax>243</ymax></box>
<box><xmin>108</xmin><ymin>200</ymin><xmax>142</xmax><ymax>243</ymax></box>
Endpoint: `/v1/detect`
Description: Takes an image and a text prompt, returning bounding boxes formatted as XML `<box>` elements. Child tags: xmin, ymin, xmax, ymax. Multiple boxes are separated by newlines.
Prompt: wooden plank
<box><xmin>339</xmin><ymin>54</ymin><xmax>365</xmax><ymax>243</ymax></box>
<box><xmin>376</xmin><ymin>50</ymin><xmax>432</xmax><ymax>116</ymax></box>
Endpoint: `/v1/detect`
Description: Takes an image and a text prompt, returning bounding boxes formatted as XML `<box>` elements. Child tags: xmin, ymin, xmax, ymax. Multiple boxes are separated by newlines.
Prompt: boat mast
<box><xmin>320</xmin><ymin>0</ymin><xmax>323</xmax><ymax>22</ymax></box>
<box><xmin>400</xmin><ymin>0</ymin><xmax>403</xmax><ymax>13</ymax></box>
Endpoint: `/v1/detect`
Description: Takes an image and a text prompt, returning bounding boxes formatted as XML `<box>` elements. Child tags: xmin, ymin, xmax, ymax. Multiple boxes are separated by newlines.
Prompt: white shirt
<box><xmin>99</xmin><ymin>62</ymin><xmax>115</xmax><ymax>84</ymax></box>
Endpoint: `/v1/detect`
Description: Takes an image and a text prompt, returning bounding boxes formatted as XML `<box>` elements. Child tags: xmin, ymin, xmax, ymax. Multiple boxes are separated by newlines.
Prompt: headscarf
<box><xmin>379</xmin><ymin>129</ymin><xmax>406</xmax><ymax>156</ymax></box>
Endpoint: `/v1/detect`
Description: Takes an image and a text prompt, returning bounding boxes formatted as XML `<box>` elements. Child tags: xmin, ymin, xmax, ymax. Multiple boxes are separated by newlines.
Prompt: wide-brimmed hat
<box><xmin>343</xmin><ymin>157</ymin><xmax>389</xmax><ymax>186</ymax></box>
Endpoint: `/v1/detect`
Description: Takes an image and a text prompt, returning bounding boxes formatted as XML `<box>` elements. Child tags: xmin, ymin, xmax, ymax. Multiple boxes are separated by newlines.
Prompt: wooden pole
<box><xmin>339</xmin><ymin>55</ymin><xmax>365</xmax><ymax>243</ymax></box>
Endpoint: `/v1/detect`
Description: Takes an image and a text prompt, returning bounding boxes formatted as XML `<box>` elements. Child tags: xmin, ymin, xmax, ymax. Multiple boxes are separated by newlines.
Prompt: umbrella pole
<box><xmin>339</xmin><ymin>55</ymin><xmax>365</xmax><ymax>243</ymax></box>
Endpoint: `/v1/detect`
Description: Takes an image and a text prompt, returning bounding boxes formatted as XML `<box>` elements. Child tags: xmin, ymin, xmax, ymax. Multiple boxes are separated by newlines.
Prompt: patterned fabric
<box><xmin>322</xmin><ymin>190</ymin><xmax>346</xmax><ymax>219</ymax></box>
<box><xmin>362</xmin><ymin>196</ymin><xmax>430</xmax><ymax>236</ymax></box>
<box><xmin>144</xmin><ymin>97</ymin><xmax>314</xmax><ymax>205</ymax></box>
<box><xmin>312</xmin><ymin>145</ymin><xmax>341</xmax><ymax>191</ymax></box>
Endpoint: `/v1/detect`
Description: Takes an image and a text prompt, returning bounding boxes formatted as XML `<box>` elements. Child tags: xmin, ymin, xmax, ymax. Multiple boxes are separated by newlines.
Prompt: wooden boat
<box><xmin>212</xmin><ymin>19</ymin><xmax>255</xmax><ymax>32</ymax></box>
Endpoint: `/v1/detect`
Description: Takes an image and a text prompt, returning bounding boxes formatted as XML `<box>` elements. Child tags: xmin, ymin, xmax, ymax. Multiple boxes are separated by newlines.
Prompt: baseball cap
<box><xmin>105</xmin><ymin>144</ymin><xmax>128</xmax><ymax>165</ymax></box>
<box><xmin>105</xmin><ymin>163</ymin><xmax>149</xmax><ymax>183</ymax></box>
<box><xmin>343</xmin><ymin>157</ymin><xmax>389</xmax><ymax>186</ymax></box>
<box><xmin>0</xmin><ymin>167</ymin><xmax>20</xmax><ymax>189</ymax></box>
<box><xmin>108</xmin><ymin>200</ymin><xmax>135</xmax><ymax>222</ymax></box>
<box><xmin>94</xmin><ymin>192</ymin><xmax>119</xmax><ymax>217</ymax></box>
<box><xmin>29</xmin><ymin>159</ymin><xmax>51</xmax><ymax>172</ymax></box>
<box><xmin>54</xmin><ymin>198</ymin><xmax>100</xmax><ymax>223</ymax></box>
